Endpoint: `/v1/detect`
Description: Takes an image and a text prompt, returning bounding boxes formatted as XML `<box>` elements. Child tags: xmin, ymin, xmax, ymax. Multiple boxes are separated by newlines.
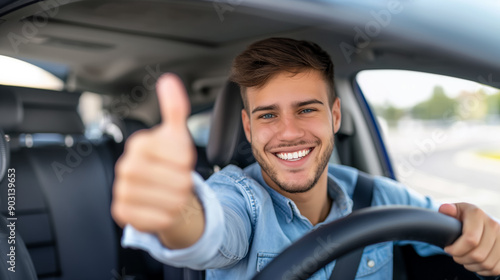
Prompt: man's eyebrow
<box><xmin>294</xmin><ymin>99</ymin><xmax>324</xmax><ymax>107</ymax></box>
<box><xmin>251</xmin><ymin>104</ymin><xmax>278</xmax><ymax>114</ymax></box>
<box><xmin>251</xmin><ymin>99</ymin><xmax>324</xmax><ymax>114</ymax></box>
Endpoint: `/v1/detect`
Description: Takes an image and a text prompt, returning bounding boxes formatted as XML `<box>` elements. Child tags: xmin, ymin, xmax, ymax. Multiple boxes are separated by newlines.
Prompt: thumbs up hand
<box><xmin>155</xmin><ymin>73</ymin><xmax>196</xmax><ymax>171</ymax></box>
<box><xmin>112</xmin><ymin>74</ymin><xmax>204</xmax><ymax>248</ymax></box>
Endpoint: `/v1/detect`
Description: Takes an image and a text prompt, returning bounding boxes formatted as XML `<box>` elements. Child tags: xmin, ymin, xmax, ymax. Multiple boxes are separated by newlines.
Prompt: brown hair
<box><xmin>230</xmin><ymin>37</ymin><xmax>336</xmax><ymax>111</ymax></box>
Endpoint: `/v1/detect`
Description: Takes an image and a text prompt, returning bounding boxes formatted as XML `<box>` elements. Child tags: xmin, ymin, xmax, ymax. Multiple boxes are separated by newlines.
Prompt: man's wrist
<box><xmin>157</xmin><ymin>192</ymin><xmax>205</xmax><ymax>249</ymax></box>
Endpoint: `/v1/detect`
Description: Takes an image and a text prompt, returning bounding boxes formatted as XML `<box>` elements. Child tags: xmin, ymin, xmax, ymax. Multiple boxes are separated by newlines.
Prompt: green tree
<box><xmin>383</xmin><ymin>104</ymin><xmax>405</xmax><ymax>126</ymax></box>
<box><xmin>411</xmin><ymin>86</ymin><xmax>457</xmax><ymax>120</ymax></box>
<box><xmin>486</xmin><ymin>91</ymin><xmax>500</xmax><ymax>115</ymax></box>
<box><xmin>456</xmin><ymin>89</ymin><xmax>488</xmax><ymax>120</ymax></box>
<box><xmin>372</xmin><ymin>103</ymin><xmax>405</xmax><ymax>127</ymax></box>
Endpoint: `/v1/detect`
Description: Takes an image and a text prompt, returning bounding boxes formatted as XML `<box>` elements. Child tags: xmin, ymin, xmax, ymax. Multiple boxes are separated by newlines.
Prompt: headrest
<box><xmin>0</xmin><ymin>87</ymin><xmax>23</xmax><ymax>130</ymax></box>
<box><xmin>0</xmin><ymin>129</ymin><xmax>9</xmax><ymax>182</ymax></box>
<box><xmin>206</xmin><ymin>81</ymin><xmax>255</xmax><ymax>168</ymax></box>
<box><xmin>0</xmin><ymin>85</ymin><xmax>84</xmax><ymax>134</ymax></box>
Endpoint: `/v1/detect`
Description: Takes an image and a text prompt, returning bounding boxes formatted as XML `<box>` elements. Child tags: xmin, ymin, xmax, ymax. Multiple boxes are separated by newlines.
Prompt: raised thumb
<box><xmin>156</xmin><ymin>73</ymin><xmax>191</xmax><ymax>129</ymax></box>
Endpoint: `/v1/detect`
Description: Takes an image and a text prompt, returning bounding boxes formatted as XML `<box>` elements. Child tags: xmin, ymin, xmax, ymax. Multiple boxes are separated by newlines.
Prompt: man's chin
<box><xmin>276</xmin><ymin>182</ymin><xmax>315</xmax><ymax>194</ymax></box>
<box><xmin>273</xmin><ymin>175</ymin><xmax>316</xmax><ymax>194</ymax></box>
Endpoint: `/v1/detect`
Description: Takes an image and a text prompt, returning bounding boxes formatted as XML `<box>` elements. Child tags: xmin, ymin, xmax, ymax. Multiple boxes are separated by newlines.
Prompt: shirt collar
<box><xmin>248</xmin><ymin>163</ymin><xmax>353</xmax><ymax>224</ymax></box>
<box><xmin>251</xmin><ymin>166</ymin><xmax>295</xmax><ymax>223</ymax></box>
<box><xmin>326</xmin><ymin>173</ymin><xmax>353</xmax><ymax>218</ymax></box>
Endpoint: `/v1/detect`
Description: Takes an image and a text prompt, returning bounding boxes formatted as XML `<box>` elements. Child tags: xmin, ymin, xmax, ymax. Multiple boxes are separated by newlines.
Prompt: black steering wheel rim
<box><xmin>252</xmin><ymin>206</ymin><xmax>462</xmax><ymax>280</ymax></box>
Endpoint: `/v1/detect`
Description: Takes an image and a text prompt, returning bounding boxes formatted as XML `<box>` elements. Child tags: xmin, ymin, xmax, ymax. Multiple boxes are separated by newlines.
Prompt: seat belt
<box><xmin>329</xmin><ymin>171</ymin><xmax>374</xmax><ymax>280</ymax></box>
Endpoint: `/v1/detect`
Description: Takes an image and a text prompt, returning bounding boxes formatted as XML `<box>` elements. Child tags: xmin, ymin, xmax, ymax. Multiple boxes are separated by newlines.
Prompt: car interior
<box><xmin>0</xmin><ymin>0</ymin><xmax>499</xmax><ymax>279</ymax></box>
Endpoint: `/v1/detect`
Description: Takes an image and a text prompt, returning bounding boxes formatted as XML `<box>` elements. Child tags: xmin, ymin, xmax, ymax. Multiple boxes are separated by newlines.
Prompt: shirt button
<box><xmin>367</xmin><ymin>259</ymin><xmax>375</xmax><ymax>268</ymax></box>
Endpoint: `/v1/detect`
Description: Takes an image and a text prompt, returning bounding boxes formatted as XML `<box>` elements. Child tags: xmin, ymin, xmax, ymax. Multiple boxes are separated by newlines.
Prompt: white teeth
<box><xmin>276</xmin><ymin>149</ymin><xmax>311</xmax><ymax>161</ymax></box>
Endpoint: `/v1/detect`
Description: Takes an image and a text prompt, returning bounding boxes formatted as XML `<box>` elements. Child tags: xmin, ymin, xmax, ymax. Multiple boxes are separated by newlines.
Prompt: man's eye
<box><xmin>260</xmin><ymin>113</ymin><xmax>275</xmax><ymax>119</ymax></box>
<box><xmin>301</xmin><ymin>108</ymin><xmax>316</xmax><ymax>114</ymax></box>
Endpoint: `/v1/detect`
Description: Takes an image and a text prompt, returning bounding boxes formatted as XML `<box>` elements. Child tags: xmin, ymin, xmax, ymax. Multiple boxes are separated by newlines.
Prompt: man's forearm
<box><xmin>157</xmin><ymin>193</ymin><xmax>205</xmax><ymax>249</ymax></box>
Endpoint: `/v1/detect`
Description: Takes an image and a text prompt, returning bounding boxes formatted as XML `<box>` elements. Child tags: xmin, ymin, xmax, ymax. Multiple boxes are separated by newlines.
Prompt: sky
<box><xmin>357</xmin><ymin>69</ymin><xmax>498</xmax><ymax>108</ymax></box>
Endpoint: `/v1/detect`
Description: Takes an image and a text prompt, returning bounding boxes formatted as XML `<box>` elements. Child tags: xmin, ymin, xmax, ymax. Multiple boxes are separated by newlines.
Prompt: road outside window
<box><xmin>358</xmin><ymin>70</ymin><xmax>500</xmax><ymax>218</ymax></box>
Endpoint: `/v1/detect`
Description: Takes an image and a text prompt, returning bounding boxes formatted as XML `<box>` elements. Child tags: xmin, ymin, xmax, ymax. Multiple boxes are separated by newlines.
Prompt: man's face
<box><xmin>241</xmin><ymin>70</ymin><xmax>341</xmax><ymax>194</ymax></box>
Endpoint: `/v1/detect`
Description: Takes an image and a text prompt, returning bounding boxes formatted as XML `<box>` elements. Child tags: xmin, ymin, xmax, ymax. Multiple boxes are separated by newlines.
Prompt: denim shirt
<box><xmin>122</xmin><ymin>163</ymin><xmax>446</xmax><ymax>280</ymax></box>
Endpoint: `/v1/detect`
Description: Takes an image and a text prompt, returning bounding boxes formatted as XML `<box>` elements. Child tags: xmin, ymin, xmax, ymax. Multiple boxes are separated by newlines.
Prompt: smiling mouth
<box><xmin>274</xmin><ymin>148</ymin><xmax>312</xmax><ymax>161</ymax></box>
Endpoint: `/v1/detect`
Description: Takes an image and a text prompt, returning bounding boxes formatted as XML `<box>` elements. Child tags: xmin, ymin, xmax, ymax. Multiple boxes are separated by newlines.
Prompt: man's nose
<box><xmin>276</xmin><ymin>116</ymin><xmax>305</xmax><ymax>141</ymax></box>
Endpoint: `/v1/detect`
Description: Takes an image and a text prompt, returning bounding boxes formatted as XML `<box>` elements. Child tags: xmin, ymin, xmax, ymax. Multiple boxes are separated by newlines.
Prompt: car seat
<box><xmin>0</xmin><ymin>85</ymin><xmax>118</xmax><ymax>280</ymax></box>
<box><xmin>0</xmin><ymin>127</ymin><xmax>38</xmax><ymax>280</ymax></box>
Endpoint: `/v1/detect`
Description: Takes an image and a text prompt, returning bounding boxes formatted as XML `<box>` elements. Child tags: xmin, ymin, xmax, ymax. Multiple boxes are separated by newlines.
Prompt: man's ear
<box><xmin>332</xmin><ymin>98</ymin><xmax>342</xmax><ymax>134</ymax></box>
<box><xmin>241</xmin><ymin>109</ymin><xmax>252</xmax><ymax>143</ymax></box>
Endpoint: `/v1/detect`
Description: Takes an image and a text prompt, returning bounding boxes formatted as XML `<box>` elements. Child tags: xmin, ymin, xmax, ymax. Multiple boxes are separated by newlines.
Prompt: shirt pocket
<box><xmin>256</xmin><ymin>252</ymin><xmax>324</xmax><ymax>280</ymax></box>
<box><xmin>355</xmin><ymin>242</ymin><xmax>393</xmax><ymax>279</ymax></box>
<box><xmin>256</xmin><ymin>252</ymin><xmax>279</xmax><ymax>273</ymax></box>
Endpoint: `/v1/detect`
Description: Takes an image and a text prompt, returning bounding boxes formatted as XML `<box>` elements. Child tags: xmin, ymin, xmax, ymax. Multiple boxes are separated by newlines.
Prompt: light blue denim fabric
<box><xmin>122</xmin><ymin>163</ymin><xmax>447</xmax><ymax>280</ymax></box>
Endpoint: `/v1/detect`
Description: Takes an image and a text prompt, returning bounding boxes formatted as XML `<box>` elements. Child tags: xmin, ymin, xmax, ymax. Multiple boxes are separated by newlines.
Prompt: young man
<box><xmin>112</xmin><ymin>38</ymin><xmax>500</xmax><ymax>279</ymax></box>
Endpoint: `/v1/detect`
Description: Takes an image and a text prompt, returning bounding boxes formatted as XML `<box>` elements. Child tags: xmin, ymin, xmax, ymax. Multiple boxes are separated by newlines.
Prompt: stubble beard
<box><xmin>252</xmin><ymin>133</ymin><xmax>334</xmax><ymax>194</ymax></box>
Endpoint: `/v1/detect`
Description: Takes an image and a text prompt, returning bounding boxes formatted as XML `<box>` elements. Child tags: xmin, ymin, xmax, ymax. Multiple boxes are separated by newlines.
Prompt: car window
<box><xmin>0</xmin><ymin>55</ymin><xmax>63</xmax><ymax>90</ymax></box>
<box><xmin>357</xmin><ymin>69</ymin><xmax>500</xmax><ymax>218</ymax></box>
<box><xmin>0</xmin><ymin>55</ymin><xmax>114</xmax><ymax>140</ymax></box>
<box><xmin>188</xmin><ymin>110</ymin><xmax>212</xmax><ymax>147</ymax></box>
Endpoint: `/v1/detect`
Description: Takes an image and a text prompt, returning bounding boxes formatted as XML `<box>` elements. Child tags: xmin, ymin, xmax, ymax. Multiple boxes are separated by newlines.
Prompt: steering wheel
<box><xmin>252</xmin><ymin>206</ymin><xmax>462</xmax><ymax>280</ymax></box>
